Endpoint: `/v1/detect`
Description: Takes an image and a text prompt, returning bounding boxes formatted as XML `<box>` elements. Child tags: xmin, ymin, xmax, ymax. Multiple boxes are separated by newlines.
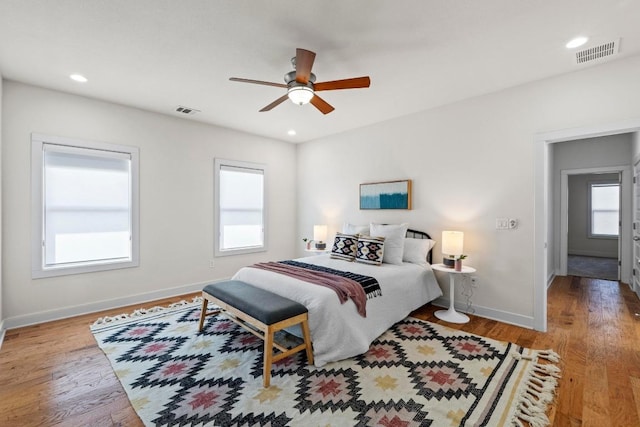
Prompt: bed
<box><xmin>231</xmin><ymin>227</ymin><xmax>442</xmax><ymax>367</ymax></box>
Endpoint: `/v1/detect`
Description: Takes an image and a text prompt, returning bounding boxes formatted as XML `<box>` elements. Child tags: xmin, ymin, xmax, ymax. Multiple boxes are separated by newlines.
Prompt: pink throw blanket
<box><xmin>249</xmin><ymin>262</ymin><xmax>368</xmax><ymax>317</ymax></box>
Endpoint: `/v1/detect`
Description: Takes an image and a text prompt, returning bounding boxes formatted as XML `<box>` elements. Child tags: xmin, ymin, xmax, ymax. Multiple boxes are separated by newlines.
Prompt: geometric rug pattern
<box><xmin>91</xmin><ymin>301</ymin><xmax>560</xmax><ymax>426</ymax></box>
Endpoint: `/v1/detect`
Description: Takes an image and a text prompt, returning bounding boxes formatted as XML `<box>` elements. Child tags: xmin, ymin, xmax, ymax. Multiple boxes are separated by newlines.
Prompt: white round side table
<box><xmin>431</xmin><ymin>263</ymin><xmax>476</xmax><ymax>324</ymax></box>
<box><xmin>304</xmin><ymin>248</ymin><xmax>330</xmax><ymax>254</ymax></box>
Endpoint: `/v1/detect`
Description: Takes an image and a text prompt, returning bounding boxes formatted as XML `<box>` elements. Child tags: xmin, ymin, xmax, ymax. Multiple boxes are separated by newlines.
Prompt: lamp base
<box><xmin>315</xmin><ymin>242</ymin><xmax>326</xmax><ymax>250</ymax></box>
<box><xmin>443</xmin><ymin>257</ymin><xmax>455</xmax><ymax>268</ymax></box>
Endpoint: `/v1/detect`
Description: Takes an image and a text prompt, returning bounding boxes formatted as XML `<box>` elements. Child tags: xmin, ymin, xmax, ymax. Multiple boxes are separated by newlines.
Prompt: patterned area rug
<box><xmin>91</xmin><ymin>300</ymin><xmax>560</xmax><ymax>427</ymax></box>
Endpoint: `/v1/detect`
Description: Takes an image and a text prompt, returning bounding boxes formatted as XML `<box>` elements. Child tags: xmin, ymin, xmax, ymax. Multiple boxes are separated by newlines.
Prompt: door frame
<box><xmin>534</xmin><ymin>118</ymin><xmax>640</xmax><ymax>332</ymax></box>
<box><xmin>633</xmin><ymin>156</ymin><xmax>640</xmax><ymax>298</ymax></box>
<box><xmin>559</xmin><ymin>166</ymin><xmax>630</xmax><ymax>279</ymax></box>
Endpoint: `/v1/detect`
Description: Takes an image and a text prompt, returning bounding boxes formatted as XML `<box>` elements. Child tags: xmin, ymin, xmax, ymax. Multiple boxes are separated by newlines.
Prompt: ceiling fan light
<box><xmin>69</xmin><ymin>73</ymin><xmax>88</xmax><ymax>83</ymax></box>
<box><xmin>288</xmin><ymin>86</ymin><xmax>314</xmax><ymax>105</ymax></box>
<box><xmin>566</xmin><ymin>36</ymin><xmax>588</xmax><ymax>49</ymax></box>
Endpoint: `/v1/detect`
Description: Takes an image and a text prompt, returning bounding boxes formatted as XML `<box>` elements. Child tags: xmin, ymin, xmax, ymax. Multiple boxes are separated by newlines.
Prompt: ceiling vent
<box><xmin>574</xmin><ymin>39</ymin><xmax>620</xmax><ymax>65</ymax></box>
<box><xmin>175</xmin><ymin>105</ymin><xmax>201</xmax><ymax>115</ymax></box>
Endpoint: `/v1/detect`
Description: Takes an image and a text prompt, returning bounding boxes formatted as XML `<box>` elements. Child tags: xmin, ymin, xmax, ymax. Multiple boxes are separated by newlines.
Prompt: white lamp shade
<box><xmin>313</xmin><ymin>225</ymin><xmax>328</xmax><ymax>242</ymax></box>
<box><xmin>288</xmin><ymin>86</ymin><xmax>314</xmax><ymax>105</ymax></box>
<box><xmin>442</xmin><ymin>231</ymin><xmax>464</xmax><ymax>256</ymax></box>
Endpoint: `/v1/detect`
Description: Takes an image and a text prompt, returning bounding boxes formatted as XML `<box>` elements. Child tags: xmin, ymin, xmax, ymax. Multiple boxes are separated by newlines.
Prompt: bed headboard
<box><xmin>406</xmin><ymin>229</ymin><xmax>433</xmax><ymax>264</ymax></box>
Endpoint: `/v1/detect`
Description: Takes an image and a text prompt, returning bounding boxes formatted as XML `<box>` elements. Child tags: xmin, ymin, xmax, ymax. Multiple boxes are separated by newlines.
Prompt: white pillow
<box><xmin>342</xmin><ymin>222</ymin><xmax>369</xmax><ymax>236</ymax></box>
<box><xmin>369</xmin><ymin>223</ymin><xmax>409</xmax><ymax>265</ymax></box>
<box><xmin>403</xmin><ymin>238</ymin><xmax>435</xmax><ymax>265</ymax></box>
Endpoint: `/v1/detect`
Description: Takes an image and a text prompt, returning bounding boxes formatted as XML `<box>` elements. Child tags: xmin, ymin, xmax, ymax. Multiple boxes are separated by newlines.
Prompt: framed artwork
<box><xmin>360</xmin><ymin>180</ymin><xmax>412</xmax><ymax>210</ymax></box>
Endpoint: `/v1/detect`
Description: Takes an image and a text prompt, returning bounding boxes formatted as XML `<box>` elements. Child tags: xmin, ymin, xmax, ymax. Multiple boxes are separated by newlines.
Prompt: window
<box><xmin>31</xmin><ymin>134</ymin><xmax>139</xmax><ymax>278</ymax></box>
<box><xmin>214</xmin><ymin>158</ymin><xmax>266</xmax><ymax>256</ymax></box>
<box><xmin>589</xmin><ymin>181</ymin><xmax>620</xmax><ymax>238</ymax></box>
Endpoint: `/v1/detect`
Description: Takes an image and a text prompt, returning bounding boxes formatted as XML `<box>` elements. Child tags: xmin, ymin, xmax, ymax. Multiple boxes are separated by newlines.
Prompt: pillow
<box><xmin>369</xmin><ymin>223</ymin><xmax>409</xmax><ymax>265</ymax></box>
<box><xmin>342</xmin><ymin>222</ymin><xmax>369</xmax><ymax>236</ymax></box>
<box><xmin>330</xmin><ymin>233</ymin><xmax>358</xmax><ymax>261</ymax></box>
<box><xmin>403</xmin><ymin>238</ymin><xmax>436</xmax><ymax>265</ymax></box>
<box><xmin>355</xmin><ymin>235</ymin><xmax>385</xmax><ymax>266</ymax></box>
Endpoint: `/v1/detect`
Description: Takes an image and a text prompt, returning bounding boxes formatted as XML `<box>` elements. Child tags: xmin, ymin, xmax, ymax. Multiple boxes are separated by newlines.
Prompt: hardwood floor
<box><xmin>1</xmin><ymin>277</ymin><xmax>639</xmax><ymax>426</ymax></box>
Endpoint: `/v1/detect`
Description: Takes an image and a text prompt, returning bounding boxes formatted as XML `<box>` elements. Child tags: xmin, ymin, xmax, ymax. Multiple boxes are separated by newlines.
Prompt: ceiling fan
<box><xmin>229</xmin><ymin>48</ymin><xmax>371</xmax><ymax>114</ymax></box>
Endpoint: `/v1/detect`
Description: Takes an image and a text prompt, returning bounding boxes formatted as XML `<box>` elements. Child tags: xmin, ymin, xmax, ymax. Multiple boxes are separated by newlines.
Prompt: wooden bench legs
<box><xmin>261</xmin><ymin>312</ymin><xmax>314</xmax><ymax>387</ymax></box>
<box><xmin>198</xmin><ymin>293</ymin><xmax>314</xmax><ymax>388</ymax></box>
<box><xmin>198</xmin><ymin>297</ymin><xmax>220</xmax><ymax>331</ymax></box>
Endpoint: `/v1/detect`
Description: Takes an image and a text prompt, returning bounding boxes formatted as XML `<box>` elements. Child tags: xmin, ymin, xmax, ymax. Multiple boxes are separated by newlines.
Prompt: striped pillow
<box><xmin>355</xmin><ymin>235</ymin><xmax>385</xmax><ymax>266</ymax></box>
<box><xmin>330</xmin><ymin>233</ymin><xmax>359</xmax><ymax>261</ymax></box>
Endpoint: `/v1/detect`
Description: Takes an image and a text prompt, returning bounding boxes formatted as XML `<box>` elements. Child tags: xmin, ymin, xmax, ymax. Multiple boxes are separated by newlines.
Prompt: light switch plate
<box><xmin>496</xmin><ymin>218</ymin><xmax>509</xmax><ymax>230</ymax></box>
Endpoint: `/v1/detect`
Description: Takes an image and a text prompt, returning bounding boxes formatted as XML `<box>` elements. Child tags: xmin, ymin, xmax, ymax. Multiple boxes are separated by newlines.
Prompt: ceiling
<box><xmin>1</xmin><ymin>1</ymin><xmax>639</xmax><ymax>143</ymax></box>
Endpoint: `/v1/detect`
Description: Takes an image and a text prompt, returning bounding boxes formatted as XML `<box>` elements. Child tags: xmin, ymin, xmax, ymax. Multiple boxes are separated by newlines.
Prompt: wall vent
<box><xmin>574</xmin><ymin>39</ymin><xmax>620</xmax><ymax>65</ymax></box>
<box><xmin>175</xmin><ymin>105</ymin><xmax>201</xmax><ymax>115</ymax></box>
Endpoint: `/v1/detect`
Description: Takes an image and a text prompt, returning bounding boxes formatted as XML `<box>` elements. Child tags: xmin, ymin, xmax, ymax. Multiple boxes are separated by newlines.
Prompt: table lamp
<box><xmin>442</xmin><ymin>230</ymin><xmax>463</xmax><ymax>267</ymax></box>
<box><xmin>314</xmin><ymin>225</ymin><xmax>328</xmax><ymax>250</ymax></box>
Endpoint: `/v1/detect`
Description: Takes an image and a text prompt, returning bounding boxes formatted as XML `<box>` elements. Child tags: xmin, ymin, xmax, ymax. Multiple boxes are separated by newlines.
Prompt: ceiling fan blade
<box><xmin>310</xmin><ymin>94</ymin><xmax>335</xmax><ymax>114</ymax></box>
<box><xmin>259</xmin><ymin>94</ymin><xmax>289</xmax><ymax>112</ymax></box>
<box><xmin>295</xmin><ymin>48</ymin><xmax>316</xmax><ymax>84</ymax></box>
<box><xmin>229</xmin><ymin>77</ymin><xmax>287</xmax><ymax>88</ymax></box>
<box><xmin>314</xmin><ymin>76</ymin><xmax>371</xmax><ymax>91</ymax></box>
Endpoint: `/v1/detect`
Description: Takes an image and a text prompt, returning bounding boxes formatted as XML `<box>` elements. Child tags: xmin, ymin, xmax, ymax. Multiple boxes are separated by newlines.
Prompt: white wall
<box><xmin>546</xmin><ymin>144</ymin><xmax>555</xmax><ymax>286</ymax></box>
<box><xmin>634</xmin><ymin>132</ymin><xmax>640</xmax><ymax>160</ymax></box>
<box><xmin>298</xmin><ymin>54</ymin><xmax>640</xmax><ymax>328</ymax></box>
<box><xmin>2</xmin><ymin>81</ymin><xmax>297</xmax><ymax>327</ymax></box>
<box><xmin>567</xmin><ymin>173</ymin><xmax>619</xmax><ymax>258</ymax></box>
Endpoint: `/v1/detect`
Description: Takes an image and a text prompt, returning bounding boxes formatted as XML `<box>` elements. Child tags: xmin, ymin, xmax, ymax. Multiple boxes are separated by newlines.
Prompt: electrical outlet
<box><xmin>470</xmin><ymin>276</ymin><xmax>478</xmax><ymax>288</ymax></box>
<box><xmin>508</xmin><ymin>218</ymin><xmax>518</xmax><ymax>229</ymax></box>
<box><xmin>209</xmin><ymin>260</ymin><xmax>215</xmax><ymax>268</ymax></box>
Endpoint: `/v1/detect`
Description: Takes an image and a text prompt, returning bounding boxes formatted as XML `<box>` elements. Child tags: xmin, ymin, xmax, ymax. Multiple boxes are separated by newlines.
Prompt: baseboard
<box><xmin>547</xmin><ymin>271</ymin><xmax>556</xmax><ymax>288</ymax></box>
<box><xmin>431</xmin><ymin>297</ymin><xmax>534</xmax><ymax>329</ymax></box>
<box><xmin>568</xmin><ymin>250</ymin><xmax>617</xmax><ymax>258</ymax></box>
<box><xmin>3</xmin><ymin>278</ymin><xmax>230</xmax><ymax>331</ymax></box>
<box><xmin>0</xmin><ymin>320</ymin><xmax>6</xmax><ymax>350</ymax></box>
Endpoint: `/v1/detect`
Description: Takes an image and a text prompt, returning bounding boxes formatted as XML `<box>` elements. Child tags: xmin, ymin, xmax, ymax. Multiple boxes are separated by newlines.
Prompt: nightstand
<box><xmin>304</xmin><ymin>248</ymin><xmax>330</xmax><ymax>254</ymax></box>
<box><xmin>431</xmin><ymin>263</ymin><xmax>476</xmax><ymax>324</ymax></box>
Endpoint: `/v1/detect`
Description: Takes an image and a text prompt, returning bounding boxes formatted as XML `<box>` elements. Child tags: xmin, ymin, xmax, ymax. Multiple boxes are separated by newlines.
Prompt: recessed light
<box><xmin>287</xmin><ymin>130</ymin><xmax>296</xmax><ymax>136</ymax></box>
<box><xmin>70</xmin><ymin>74</ymin><xmax>88</xmax><ymax>83</ymax></box>
<box><xmin>566</xmin><ymin>36</ymin><xmax>588</xmax><ymax>49</ymax></box>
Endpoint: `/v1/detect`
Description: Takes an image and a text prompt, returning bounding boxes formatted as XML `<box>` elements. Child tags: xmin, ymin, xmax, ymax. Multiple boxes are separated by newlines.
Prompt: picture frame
<box><xmin>360</xmin><ymin>179</ymin><xmax>412</xmax><ymax>210</ymax></box>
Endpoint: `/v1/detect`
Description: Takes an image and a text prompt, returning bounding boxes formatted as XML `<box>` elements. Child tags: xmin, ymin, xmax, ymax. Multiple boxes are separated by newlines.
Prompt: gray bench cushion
<box><xmin>203</xmin><ymin>280</ymin><xmax>307</xmax><ymax>325</ymax></box>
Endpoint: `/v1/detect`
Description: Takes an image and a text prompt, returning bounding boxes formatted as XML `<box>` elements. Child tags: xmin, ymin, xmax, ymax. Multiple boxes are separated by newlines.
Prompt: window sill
<box><xmin>214</xmin><ymin>246</ymin><xmax>266</xmax><ymax>257</ymax></box>
<box><xmin>32</xmin><ymin>259</ymin><xmax>139</xmax><ymax>279</ymax></box>
<box><xmin>587</xmin><ymin>235</ymin><xmax>619</xmax><ymax>240</ymax></box>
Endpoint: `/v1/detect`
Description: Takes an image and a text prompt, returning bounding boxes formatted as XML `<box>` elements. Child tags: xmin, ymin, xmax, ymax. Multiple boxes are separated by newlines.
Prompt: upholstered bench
<box><xmin>198</xmin><ymin>280</ymin><xmax>314</xmax><ymax>387</ymax></box>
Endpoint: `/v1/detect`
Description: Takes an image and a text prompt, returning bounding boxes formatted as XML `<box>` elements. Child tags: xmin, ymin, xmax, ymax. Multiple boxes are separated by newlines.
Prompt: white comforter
<box><xmin>232</xmin><ymin>255</ymin><xmax>442</xmax><ymax>366</ymax></box>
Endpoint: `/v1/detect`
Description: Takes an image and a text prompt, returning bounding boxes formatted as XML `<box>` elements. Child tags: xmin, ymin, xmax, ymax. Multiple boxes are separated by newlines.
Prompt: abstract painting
<box><xmin>360</xmin><ymin>180</ymin><xmax>412</xmax><ymax>209</ymax></box>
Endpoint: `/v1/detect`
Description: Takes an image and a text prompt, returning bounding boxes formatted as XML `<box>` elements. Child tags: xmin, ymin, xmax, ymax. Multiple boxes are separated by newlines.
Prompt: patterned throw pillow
<box><xmin>330</xmin><ymin>233</ymin><xmax>359</xmax><ymax>261</ymax></box>
<box><xmin>355</xmin><ymin>235</ymin><xmax>385</xmax><ymax>266</ymax></box>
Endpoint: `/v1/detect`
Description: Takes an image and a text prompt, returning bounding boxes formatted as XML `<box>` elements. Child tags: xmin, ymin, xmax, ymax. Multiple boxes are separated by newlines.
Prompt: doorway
<box><xmin>633</xmin><ymin>158</ymin><xmax>640</xmax><ymax>298</ymax></box>
<box><xmin>534</xmin><ymin>119</ymin><xmax>640</xmax><ymax>332</ymax></box>
<box><xmin>560</xmin><ymin>169</ymin><xmax>624</xmax><ymax>281</ymax></box>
